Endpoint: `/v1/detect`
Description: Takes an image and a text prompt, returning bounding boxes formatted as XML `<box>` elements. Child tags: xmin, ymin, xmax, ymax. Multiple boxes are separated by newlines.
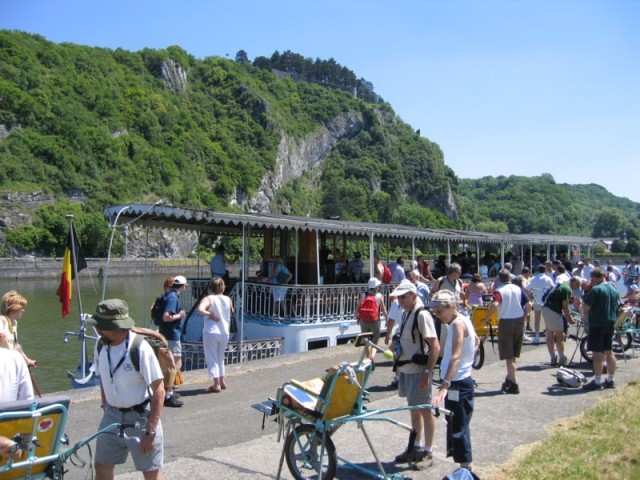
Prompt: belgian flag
<box><xmin>56</xmin><ymin>223</ymin><xmax>87</xmax><ymax>317</ymax></box>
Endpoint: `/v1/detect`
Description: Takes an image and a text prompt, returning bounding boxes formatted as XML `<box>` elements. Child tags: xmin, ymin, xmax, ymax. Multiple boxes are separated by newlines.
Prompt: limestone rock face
<box><xmin>124</xmin><ymin>227</ymin><xmax>199</xmax><ymax>258</ymax></box>
<box><xmin>421</xmin><ymin>185</ymin><xmax>459</xmax><ymax>220</ymax></box>
<box><xmin>245</xmin><ymin>110</ymin><xmax>364</xmax><ymax>213</ymax></box>
<box><xmin>161</xmin><ymin>60</ymin><xmax>188</xmax><ymax>94</ymax></box>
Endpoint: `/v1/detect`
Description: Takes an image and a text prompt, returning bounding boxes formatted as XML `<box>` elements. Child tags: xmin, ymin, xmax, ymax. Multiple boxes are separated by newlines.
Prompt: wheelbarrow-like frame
<box><xmin>252</xmin><ymin>332</ymin><xmax>451</xmax><ymax>480</ymax></box>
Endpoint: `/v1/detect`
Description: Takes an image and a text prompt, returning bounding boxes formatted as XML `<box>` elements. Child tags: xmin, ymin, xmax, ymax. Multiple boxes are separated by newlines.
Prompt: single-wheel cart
<box><xmin>0</xmin><ymin>397</ymin><xmax>137</xmax><ymax>479</ymax></box>
<box><xmin>252</xmin><ymin>332</ymin><xmax>451</xmax><ymax>480</ymax></box>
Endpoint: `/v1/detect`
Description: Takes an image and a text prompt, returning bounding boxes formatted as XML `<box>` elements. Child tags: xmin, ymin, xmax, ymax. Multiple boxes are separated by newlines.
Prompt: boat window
<box><xmin>307</xmin><ymin>338</ymin><xmax>329</xmax><ymax>350</ymax></box>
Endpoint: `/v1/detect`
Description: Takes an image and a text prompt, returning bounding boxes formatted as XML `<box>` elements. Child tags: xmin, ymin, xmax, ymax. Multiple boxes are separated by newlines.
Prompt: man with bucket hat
<box><xmin>89</xmin><ymin>299</ymin><xmax>165</xmax><ymax>479</ymax></box>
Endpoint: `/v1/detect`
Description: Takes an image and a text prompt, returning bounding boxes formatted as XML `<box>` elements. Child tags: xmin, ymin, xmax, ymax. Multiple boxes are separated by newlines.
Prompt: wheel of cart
<box><xmin>469</xmin><ymin>306</ymin><xmax>499</xmax><ymax>370</ymax></box>
<box><xmin>252</xmin><ymin>332</ymin><xmax>451</xmax><ymax>480</ymax></box>
<box><xmin>578</xmin><ymin>307</ymin><xmax>634</xmax><ymax>363</ymax></box>
<box><xmin>0</xmin><ymin>397</ymin><xmax>133</xmax><ymax>479</ymax></box>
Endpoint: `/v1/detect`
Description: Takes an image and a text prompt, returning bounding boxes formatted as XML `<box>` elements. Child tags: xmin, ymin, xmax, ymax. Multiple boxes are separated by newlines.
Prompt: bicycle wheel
<box><xmin>613</xmin><ymin>332</ymin><xmax>633</xmax><ymax>353</ymax></box>
<box><xmin>472</xmin><ymin>341</ymin><xmax>485</xmax><ymax>370</ymax></box>
<box><xmin>284</xmin><ymin>424</ymin><xmax>337</xmax><ymax>480</ymax></box>
<box><xmin>579</xmin><ymin>336</ymin><xmax>593</xmax><ymax>363</ymax></box>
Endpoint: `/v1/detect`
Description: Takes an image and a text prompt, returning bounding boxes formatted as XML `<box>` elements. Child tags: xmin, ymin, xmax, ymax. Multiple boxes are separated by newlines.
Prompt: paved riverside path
<box><xmin>56</xmin><ymin>338</ymin><xmax>640</xmax><ymax>480</ymax></box>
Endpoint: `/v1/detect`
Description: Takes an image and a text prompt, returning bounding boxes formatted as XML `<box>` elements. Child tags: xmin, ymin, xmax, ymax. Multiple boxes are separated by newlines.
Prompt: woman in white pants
<box><xmin>198</xmin><ymin>277</ymin><xmax>234</xmax><ymax>393</ymax></box>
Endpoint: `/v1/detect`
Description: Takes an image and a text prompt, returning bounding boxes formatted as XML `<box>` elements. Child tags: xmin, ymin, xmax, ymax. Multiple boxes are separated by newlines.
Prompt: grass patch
<box><xmin>486</xmin><ymin>379</ymin><xmax>640</xmax><ymax>480</ymax></box>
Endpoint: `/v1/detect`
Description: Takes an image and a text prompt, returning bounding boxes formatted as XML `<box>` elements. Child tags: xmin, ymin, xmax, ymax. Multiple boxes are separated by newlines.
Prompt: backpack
<box><xmin>443</xmin><ymin>467</ymin><xmax>481</xmax><ymax>480</ymax></box>
<box><xmin>151</xmin><ymin>292</ymin><xmax>168</xmax><ymax>327</ymax></box>
<box><xmin>542</xmin><ymin>283</ymin><xmax>560</xmax><ymax>306</ymax></box>
<box><xmin>382</xmin><ymin>264</ymin><xmax>392</xmax><ymax>283</ymax></box>
<box><xmin>438</xmin><ymin>276</ymin><xmax>463</xmax><ymax>292</ymax></box>
<box><xmin>97</xmin><ymin>327</ymin><xmax>180</xmax><ymax>391</ymax></box>
<box><xmin>358</xmin><ymin>293</ymin><xmax>380</xmax><ymax>322</ymax></box>
<box><xmin>555</xmin><ymin>366</ymin><xmax>587</xmax><ymax>388</ymax></box>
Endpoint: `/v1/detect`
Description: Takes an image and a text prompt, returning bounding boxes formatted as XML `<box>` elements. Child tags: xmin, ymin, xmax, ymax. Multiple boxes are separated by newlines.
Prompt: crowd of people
<box><xmin>1</xmin><ymin>250</ymin><xmax>636</xmax><ymax>478</ymax></box>
<box><xmin>353</xmin><ymin>253</ymin><xmax>637</xmax><ymax>474</ymax></box>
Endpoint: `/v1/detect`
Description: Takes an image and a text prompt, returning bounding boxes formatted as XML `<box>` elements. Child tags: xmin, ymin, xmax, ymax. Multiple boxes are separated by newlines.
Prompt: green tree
<box><xmin>235</xmin><ymin>50</ymin><xmax>249</xmax><ymax>64</ymax></box>
<box><xmin>592</xmin><ymin>207</ymin><xmax>627</xmax><ymax>238</ymax></box>
<box><xmin>476</xmin><ymin>220</ymin><xmax>509</xmax><ymax>234</ymax></box>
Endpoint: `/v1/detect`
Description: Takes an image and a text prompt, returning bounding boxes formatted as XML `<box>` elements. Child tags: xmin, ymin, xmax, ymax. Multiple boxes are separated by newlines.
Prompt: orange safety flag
<box><xmin>56</xmin><ymin>223</ymin><xmax>87</xmax><ymax>317</ymax></box>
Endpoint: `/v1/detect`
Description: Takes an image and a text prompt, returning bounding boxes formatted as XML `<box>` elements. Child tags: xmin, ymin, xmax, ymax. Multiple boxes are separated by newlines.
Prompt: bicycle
<box><xmin>567</xmin><ymin>308</ymin><xmax>634</xmax><ymax>364</ymax></box>
<box><xmin>0</xmin><ymin>396</ymin><xmax>137</xmax><ymax>480</ymax></box>
<box><xmin>252</xmin><ymin>332</ymin><xmax>451</xmax><ymax>480</ymax></box>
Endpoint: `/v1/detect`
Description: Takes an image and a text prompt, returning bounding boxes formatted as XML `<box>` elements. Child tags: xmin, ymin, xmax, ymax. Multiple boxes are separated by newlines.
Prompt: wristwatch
<box><xmin>144</xmin><ymin>430</ymin><xmax>156</xmax><ymax>438</ymax></box>
<box><xmin>440</xmin><ymin>378</ymin><xmax>451</xmax><ymax>388</ymax></box>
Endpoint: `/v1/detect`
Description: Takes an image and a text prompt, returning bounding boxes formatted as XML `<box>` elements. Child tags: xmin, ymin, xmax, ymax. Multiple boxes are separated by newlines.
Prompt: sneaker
<box><xmin>395</xmin><ymin>448</ymin><xmax>431</xmax><ymax>464</ymax></box>
<box><xmin>523</xmin><ymin>334</ymin><xmax>533</xmax><ymax>342</ymax></box>
<box><xmin>603</xmin><ymin>379</ymin><xmax>616</xmax><ymax>389</ymax></box>
<box><xmin>504</xmin><ymin>382</ymin><xmax>520</xmax><ymax>394</ymax></box>
<box><xmin>559</xmin><ymin>356</ymin><xmax>568</xmax><ymax>366</ymax></box>
<box><xmin>164</xmin><ymin>395</ymin><xmax>184</xmax><ymax>407</ymax></box>
<box><xmin>501</xmin><ymin>378</ymin><xmax>519</xmax><ymax>394</ymax></box>
<box><xmin>532</xmin><ymin>336</ymin><xmax>540</xmax><ymax>345</ymax></box>
<box><xmin>172</xmin><ymin>392</ymin><xmax>182</xmax><ymax>400</ymax></box>
<box><xmin>582</xmin><ymin>380</ymin><xmax>603</xmax><ymax>391</ymax></box>
<box><xmin>412</xmin><ymin>448</ymin><xmax>433</xmax><ymax>465</ymax></box>
<box><xmin>548</xmin><ymin>356</ymin><xmax>558</xmax><ymax>367</ymax></box>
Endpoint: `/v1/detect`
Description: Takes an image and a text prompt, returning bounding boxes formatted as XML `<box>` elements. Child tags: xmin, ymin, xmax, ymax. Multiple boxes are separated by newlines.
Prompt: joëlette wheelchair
<box><xmin>252</xmin><ymin>332</ymin><xmax>451</xmax><ymax>480</ymax></box>
<box><xmin>0</xmin><ymin>397</ymin><xmax>132</xmax><ymax>479</ymax></box>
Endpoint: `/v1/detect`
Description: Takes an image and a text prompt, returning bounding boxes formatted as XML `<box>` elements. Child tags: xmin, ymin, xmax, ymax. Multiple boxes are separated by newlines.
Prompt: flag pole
<box><xmin>66</xmin><ymin>214</ymin><xmax>87</xmax><ymax>379</ymax></box>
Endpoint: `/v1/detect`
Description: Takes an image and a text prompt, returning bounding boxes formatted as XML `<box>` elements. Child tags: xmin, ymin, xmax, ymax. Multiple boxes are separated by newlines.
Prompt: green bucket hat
<box><xmin>87</xmin><ymin>299</ymin><xmax>135</xmax><ymax>330</ymax></box>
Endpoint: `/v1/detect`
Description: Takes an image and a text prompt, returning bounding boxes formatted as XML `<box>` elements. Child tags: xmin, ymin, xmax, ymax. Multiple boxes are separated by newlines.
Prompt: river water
<box><xmin>2</xmin><ymin>274</ymin><xmax>172</xmax><ymax>394</ymax></box>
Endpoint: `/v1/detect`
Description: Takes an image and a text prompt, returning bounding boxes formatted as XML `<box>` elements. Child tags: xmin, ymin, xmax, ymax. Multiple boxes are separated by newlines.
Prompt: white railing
<box><xmin>182</xmin><ymin>277</ymin><xmax>499</xmax><ymax>327</ymax></box>
<box><xmin>183</xmin><ymin>279</ymin><xmax>397</xmax><ymax>325</ymax></box>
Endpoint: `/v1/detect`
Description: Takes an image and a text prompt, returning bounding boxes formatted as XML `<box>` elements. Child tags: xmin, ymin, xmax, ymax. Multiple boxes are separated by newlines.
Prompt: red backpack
<box><xmin>358</xmin><ymin>293</ymin><xmax>380</xmax><ymax>322</ymax></box>
<box><xmin>382</xmin><ymin>264</ymin><xmax>392</xmax><ymax>283</ymax></box>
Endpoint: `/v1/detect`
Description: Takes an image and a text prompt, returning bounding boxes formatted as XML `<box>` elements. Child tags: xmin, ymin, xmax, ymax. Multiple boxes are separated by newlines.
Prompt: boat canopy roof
<box><xmin>104</xmin><ymin>204</ymin><xmax>599</xmax><ymax>247</ymax></box>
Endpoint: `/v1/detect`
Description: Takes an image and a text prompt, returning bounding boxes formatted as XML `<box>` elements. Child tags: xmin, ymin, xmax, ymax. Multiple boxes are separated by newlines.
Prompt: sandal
<box><xmin>207</xmin><ymin>386</ymin><xmax>221</xmax><ymax>393</ymax></box>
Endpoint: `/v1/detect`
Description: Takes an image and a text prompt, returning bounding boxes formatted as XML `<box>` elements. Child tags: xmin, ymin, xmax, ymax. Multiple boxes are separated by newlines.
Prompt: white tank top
<box><xmin>202</xmin><ymin>294</ymin><xmax>232</xmax><ymax>336</ymax></box>
<box><xmin>440</xmin><ymin>314</ymin><xmax>475</xmax><ymax>381</ymax></box>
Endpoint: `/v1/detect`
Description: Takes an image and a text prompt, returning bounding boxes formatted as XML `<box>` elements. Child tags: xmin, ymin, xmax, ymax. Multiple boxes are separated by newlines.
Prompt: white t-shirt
<box><xmin>527</xmin><ymin>273</ymin><xmax>555</xmax><ymax>305</ymax></box>
<box><xmin>94</xmin><ymin>332</ymin><xmax>164</xmax><ymax>408</ymax></box>
<box><xmin>0</xmin><ymin>348</ymin><xmax>34</xmax><ymax>403</ymax></box>
<box><xmin>397</xmin><ymin>301</ymin><xmax>437</xmax><ymax>375</ymax></box>
<box><xmin>387</xmin><ymin>299</ymin><xmax>403</xmax><ymax>334</ymax></box>
<box><xmin>203</xmin><ymin>294</ymin><xmax>233</xmax><ymax>336</ymax></box>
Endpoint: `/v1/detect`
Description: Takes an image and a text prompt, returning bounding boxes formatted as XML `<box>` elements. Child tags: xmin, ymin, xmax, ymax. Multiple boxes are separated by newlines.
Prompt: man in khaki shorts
<box><xmin>541</xmin><ymin>278</ymin><xmax>575</xmax><ymax>366</ymax></box>
<box><xmin>488</xmin><ymin>270</ymin><xmax>531</xmax><ymax>394</ymax></box>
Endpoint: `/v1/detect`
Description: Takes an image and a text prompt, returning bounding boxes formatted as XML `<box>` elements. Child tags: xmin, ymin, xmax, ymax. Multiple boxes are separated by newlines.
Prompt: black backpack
<box><xmin>151</xmin><ymin>292</ymin><xmax>168</xmax><ymax>327</ymax></box>
<box><xmin>542</xmin><ymin>283</ymin><xmax>561</xmax><ymax>306</ymax></box>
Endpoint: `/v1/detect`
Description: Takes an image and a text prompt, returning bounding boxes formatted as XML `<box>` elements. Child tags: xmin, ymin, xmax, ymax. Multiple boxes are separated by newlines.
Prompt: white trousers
<box><xmin>203</xmin><ymin>332</ymin><xmax>229</xmax><ymax>379</ymax></box>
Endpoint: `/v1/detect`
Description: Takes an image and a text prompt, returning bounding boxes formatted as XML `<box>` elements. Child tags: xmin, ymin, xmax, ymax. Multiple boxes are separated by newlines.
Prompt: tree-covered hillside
<box><xmin>0</xmin><ymin>31</ymin><xmax>454</xmax><ymax>256</ymax></box>
<box><xmin>1</xmin><ymin>31</ymin><xmax>639</xmax><ymax>258</ymax></box>
<box><xmin>456</xmin><ymin>174</ymin><xmax>640</xmax><ymax>253</ymax></box>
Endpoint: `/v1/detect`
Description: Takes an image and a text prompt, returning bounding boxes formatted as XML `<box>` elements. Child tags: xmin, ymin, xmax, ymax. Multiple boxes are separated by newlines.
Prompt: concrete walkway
<box><xmin>56</xmin><ymin>338</ymin><xmax>639</xmax><ymax>480</ymax></box>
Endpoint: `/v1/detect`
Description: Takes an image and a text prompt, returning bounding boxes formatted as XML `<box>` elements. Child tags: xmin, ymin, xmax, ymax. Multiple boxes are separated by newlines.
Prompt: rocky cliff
<box><xmin>235</xmin><ymin>110</ymin><xmax>365</xmax><ymax>213</ymax></box>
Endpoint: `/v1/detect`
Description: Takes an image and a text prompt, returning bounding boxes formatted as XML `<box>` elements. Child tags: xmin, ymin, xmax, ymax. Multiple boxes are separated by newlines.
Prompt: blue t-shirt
<box><xmin>160</xmin><ymin>290</ymin><xmax>183</xmax><ymax>341</ymax></box>
<box><xmin>210</xmin><ymin>253</ymin><xmax>226</xmax><ymax>277</ymax></box>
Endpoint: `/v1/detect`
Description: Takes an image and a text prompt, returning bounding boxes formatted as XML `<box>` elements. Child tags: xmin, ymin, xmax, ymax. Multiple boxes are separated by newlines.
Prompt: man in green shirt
<box><xmin>582</xmin><ymin>268</ymin><xmax>620</xmax><ymax>391</ymax></box>
<box><xmin>541</xmin><ymin>280</ymin><xmax>574</xmax><ymax>366</ymax></box>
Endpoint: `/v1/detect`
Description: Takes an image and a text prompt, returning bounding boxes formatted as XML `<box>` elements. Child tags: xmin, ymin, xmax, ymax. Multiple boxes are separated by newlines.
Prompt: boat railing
<box><xmin>184</xmin><ymin>279</ymin><xmax>399</xmax><ymax>325</ymax></box>
<box><xmin>183</xmin><ymin>277</ymin><xmax>498</xmax><ymax>327</ymax></box>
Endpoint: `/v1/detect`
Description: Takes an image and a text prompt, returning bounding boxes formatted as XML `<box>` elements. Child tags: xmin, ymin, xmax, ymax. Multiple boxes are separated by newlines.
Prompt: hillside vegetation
<box><xmin>1</xmin><ymin>31</ymin><xmax>639</xmax><ymax>257</ymax></box>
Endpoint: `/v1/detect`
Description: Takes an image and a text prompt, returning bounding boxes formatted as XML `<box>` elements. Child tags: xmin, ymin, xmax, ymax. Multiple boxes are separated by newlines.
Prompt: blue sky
<box><xmin>3</xmin><ymin>0</ymin><xmax>639</xmax><ymax>202</ymax></box>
